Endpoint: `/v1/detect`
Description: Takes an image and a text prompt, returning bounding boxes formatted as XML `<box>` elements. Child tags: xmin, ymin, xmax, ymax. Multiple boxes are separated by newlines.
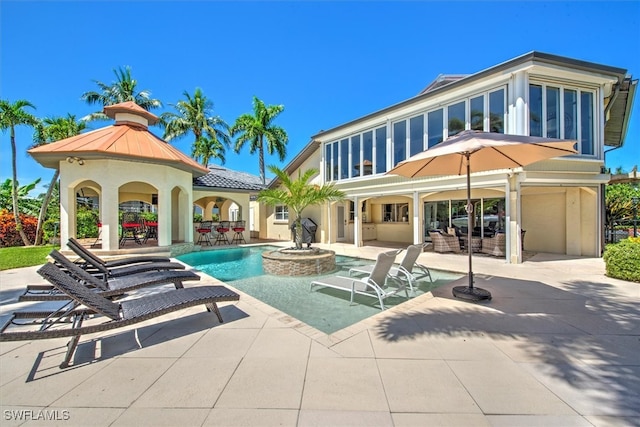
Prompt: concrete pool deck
<box><xmin>0</xmin><ymin>243</ymin><xmax>638</xmax><ymax>426</ymax></box>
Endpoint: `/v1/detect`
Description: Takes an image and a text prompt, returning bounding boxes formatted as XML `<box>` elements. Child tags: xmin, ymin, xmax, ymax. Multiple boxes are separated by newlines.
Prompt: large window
<box><xmin>489</xmin><ymin>89</ymin><xmax>505</xmax><ymax>133</ymax></box>
<box><xmin>448</xmin><ymin>101</ymin><xmax>465</xmax><ymax>136</ymax></box>
<box><xmin>409</xmin><ymin>115</ymin><xmax>424</xmax><ymax>156</ymax></box>
<box><xmin>470</xmin><ymin>95</ymin><xmax>484</xmax><ymax>131</ymax></box>
<box><xmin>275</xmin><ymin>205</ymin><xmax>289</xmax><ymax>221</ymax></box>
<box><xmin>375</xmin><ymin>126</ymin><xmax>387</xmax><ymax>174</ymax></box>
<box><xmin>393</xmin><ymin>120</ymin><xmax>406</xmax><ymax>166</ymax></box>
<box><xmin>428</xmin><ymin>109</ymin><xmax>443</xmax><ymax>148</ymax></box>
<box><xmin>362</xmin><ymin>131</ymin><xmax>373</xmax><ymax>176</ymax></box>
<box><xmin>350</xmin><ymin>135</ymin><xmax>361</xmax><ymax>177</ymax></box>
<box><xmin>424</xmin><ymin>197</ymin><xmax>505</xmax><ymax>238</ymax></box>
<box><xmin>340</xmin><ymin>138</ymin><xmax>349</xmax><ymax>179</ymax></box>
<box><xmin>383</xmin><ymin>203</ymin><xmax>409</xmax><ymax>222</ymax></box>
<box><xmin>325</xmin><ymin>143</ymin><xmax>332</xmax><ymax>181</ymax></box>
<box><xmin>529</xmin><ymin>82</ymin><xmax>594</xmax><ymax>155</ymax></box>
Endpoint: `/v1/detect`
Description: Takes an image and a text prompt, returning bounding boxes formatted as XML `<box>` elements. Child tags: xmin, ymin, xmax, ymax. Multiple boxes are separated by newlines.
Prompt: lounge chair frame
<box><xmin>19</xmin><ymin>250</ymin><xmax>200</xmax><ymax>302</ymax></box>
<box><xmin>348</xmin><ymin>244</ymin><xmax>433</xmax><ymax>292</ymax></box>
<box><xmin>310</xmin><ymin>250</ymin><xmax>408</xmax><ymax>310</ymax></box>
<box><xmin>67</xmin><ymin>238</ymin><xmax>185</xmax><ymax>283</ymax></box>
<box><xmin>1</xmin><ymin>262</ymin><xmax>239</xmax><ymax>369</ymax></box>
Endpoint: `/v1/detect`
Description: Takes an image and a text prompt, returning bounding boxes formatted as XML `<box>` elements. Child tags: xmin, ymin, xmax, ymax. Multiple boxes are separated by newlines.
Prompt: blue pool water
<box><xmin>177</xmin><ymin>246</ymin><xmax>462</xmax><ymax>334</ymax></box>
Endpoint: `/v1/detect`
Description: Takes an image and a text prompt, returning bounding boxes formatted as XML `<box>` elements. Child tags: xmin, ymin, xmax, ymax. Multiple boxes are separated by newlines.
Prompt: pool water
<box><xmin>177</xmin><ymin>246</ymin><xmax>462</xmax><ymax>334</ymax></box>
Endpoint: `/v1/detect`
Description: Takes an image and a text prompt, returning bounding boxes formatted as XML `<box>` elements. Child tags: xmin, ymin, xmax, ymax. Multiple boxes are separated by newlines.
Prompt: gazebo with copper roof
<box><xmin>29</xmin><ymin>102</ymin><xmax>209</xmax><ymax>251</ymax></box>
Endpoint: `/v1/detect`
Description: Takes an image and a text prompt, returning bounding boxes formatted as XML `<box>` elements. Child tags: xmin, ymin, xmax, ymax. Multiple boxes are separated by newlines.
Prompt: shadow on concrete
<box><xmin>374</xmin><ymin>275</ymin><xmax>640</xmax><ymax>417</ymax></box>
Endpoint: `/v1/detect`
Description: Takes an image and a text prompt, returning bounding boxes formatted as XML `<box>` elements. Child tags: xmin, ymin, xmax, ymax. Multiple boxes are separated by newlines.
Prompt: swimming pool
<box><xmin>177</xmin><ymin>246</ymin><xmax>462</xmax><ymax>334</ymax></box>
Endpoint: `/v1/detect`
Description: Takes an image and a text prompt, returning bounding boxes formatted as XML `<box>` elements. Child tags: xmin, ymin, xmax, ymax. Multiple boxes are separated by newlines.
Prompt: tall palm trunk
<box><xmin>258</xmin><ymin>136</ymin><xmax>266</xmax><ymax>185</ymax></box>
<box><xmin>10</xmin><ymin>127</ymin><xmax>31</xmax><ymax>246</ymax></box>
<box><xmin>35</xmin><ymin>169</ymin><xmax>58</xmax><ymax>245</ymax></box>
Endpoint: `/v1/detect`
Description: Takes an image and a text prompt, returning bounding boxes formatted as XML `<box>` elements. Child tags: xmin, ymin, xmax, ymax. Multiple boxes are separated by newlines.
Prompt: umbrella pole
<box><xmin>466</xmin><ymin>156</ymin><xmax>474</xmax><ymax>290</ymax></box>
<box><xmin>452</xmin><ymin>153</ymin><xmax>492</xmax><ymax>302</ymax></box>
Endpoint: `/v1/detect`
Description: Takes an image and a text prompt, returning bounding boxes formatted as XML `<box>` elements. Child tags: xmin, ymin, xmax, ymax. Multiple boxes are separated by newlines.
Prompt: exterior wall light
<box><xmin>66</xmin><ymin>156</ymin><xmax>85</xmax><ymax>165</ymax></box>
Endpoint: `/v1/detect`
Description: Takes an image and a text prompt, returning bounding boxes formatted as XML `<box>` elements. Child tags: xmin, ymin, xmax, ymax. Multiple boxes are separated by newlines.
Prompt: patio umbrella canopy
<box><xmin>387</xmin><ymin>130</ymin><xmax>577</xmax><ymax>301</ymax></box>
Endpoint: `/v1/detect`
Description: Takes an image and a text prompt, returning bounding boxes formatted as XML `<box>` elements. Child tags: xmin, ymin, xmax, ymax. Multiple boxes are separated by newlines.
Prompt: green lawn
<box><xmin>0</xmin><ymin>245</ymin><xmax>59</xmax><ymax>271</ymax></box>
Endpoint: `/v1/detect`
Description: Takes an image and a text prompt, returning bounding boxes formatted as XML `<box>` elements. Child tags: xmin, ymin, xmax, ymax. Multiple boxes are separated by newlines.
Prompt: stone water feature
<box><xmin>262</xmin><ymin>247</ymin><xmax>336</xmax><ymax>276</ymax></box>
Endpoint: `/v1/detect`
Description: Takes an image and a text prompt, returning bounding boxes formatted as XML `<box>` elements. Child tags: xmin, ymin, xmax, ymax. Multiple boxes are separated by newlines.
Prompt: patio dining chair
<box><xmin>0</xmin><ymin>262</ymin><xmax>240</xmax><ymax>368</ymax></box>
<box><xmin>120</xmin><ymin>212</ymin><xmax>142</xmax><ymax>246</ymax></box>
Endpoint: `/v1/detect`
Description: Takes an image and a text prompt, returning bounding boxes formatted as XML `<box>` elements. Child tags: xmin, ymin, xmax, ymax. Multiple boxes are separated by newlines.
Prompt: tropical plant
<box><xmin>161</xmin><ymin>88</ymin><xmax>230</xmax><ymax>166</ymax></box>
<box><xmin>0</xmin><ymin>99</ymin><xmax>38</xmax><ymax>245</ymax></box>
<box><xmin>231</xmin><ymin>96</ymin><xmax>288</xmax><ymax>185</ymax></box>
<box><xmin>0</xmin><ymin>178</ymin><xmax>42</xmax><ymax>216</ymax></box>
<box><xmin>31</xmin><ymin>114</ymin><xmax>86</xmax><ymax>244</ymax></box>
<box><xmin>80</xmin><ymin>66</ymin><xmax>162</xmax><ymax>121</ymax></box>
<box><xmin>192</xmin><ymin>134</ymin><xmax>226</xmax><ymax>166</ymax></box>
<box><xmin>605</xmin><ymin>182</ymin><xmax>638</xmax><ymax>241</ymax></box>
<box><xmin>258</xmin><ymin>165</ymin><xmax>344</xmax><ymax>249</ymax></box>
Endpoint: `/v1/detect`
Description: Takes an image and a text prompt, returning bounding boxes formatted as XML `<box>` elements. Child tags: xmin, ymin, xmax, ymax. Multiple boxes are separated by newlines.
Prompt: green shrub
<box><xmin>76</xmin><ymin>207</ymin><xmax>99</xmax><ymax>238</ymax></box>
<box><xmin>604</xmin><ymin>238</ymin><xmax>640</xmax><ymax>282</ymax></box>
<box><xmin>139</xmin><ymin>211</ymin><xmax>158</xmax><ymax>222</ymax></box>
<box><xmin>193</xmin><ymin>213</ymin><xmax>203</xmax><ymax>223</ymax></box>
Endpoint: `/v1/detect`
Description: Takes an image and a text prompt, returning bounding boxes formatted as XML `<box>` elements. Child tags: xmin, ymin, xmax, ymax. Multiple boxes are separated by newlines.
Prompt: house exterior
<box><xmin>262</xmin><ymin>52</ymin><xmax>637</xmax><ymax>263</ymax></box>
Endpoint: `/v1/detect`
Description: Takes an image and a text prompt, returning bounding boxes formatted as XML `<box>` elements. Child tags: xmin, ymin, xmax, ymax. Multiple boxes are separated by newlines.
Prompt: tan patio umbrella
<box><xmin>387</xmin><ymin>130</ymin><xmax>577</xmax><ymax>301</ymax></box>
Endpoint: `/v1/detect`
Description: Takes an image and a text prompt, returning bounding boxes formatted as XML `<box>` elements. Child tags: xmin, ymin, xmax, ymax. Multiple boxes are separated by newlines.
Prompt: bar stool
<box><xmin>196</xmin><ymin>221</ymin><xmax>213</xmax><ymax>246</ymax></box>
<box><xmin>231</xmin><ymin>220</ymin><xmax>247</xmax><ymax>244</ymax></box>
<box><xmin>214</xmin><ymin>221</ymin><xmax>231</xmax><ymax>245</ymax></box>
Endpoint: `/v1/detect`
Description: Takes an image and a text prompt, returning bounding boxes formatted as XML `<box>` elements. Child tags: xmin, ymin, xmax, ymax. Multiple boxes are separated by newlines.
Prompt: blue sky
<box><xmin>2</xmin><ymin>1</ymin><xmax>639</xmax><ymax>193</ymax></box>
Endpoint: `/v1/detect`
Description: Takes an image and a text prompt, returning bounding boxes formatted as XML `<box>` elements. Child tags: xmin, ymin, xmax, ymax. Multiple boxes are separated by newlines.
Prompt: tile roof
<box><xmin>28</xmin><ymin>102</ymin><xmax>208</xmax><ymax>176</ymax></box>
<box><xmin>193</xmin><ymin>166</ymin><xmax>265</xmax><ymax>191</ymax></box>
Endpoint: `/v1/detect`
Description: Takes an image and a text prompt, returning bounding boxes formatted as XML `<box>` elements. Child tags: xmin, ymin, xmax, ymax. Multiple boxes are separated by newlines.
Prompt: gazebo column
<box><xmin>179</xmin><ymin>189</ymin><xmax>193</xmax><ymax>243</ymax></box>
<box><xmin>101</xmin><ymin>186</ymin><xmax>120</xmax><ymax>251</ymax></box>
<box><xmin>59</xmin><ymin>177</ymin><xmax>75</xmax><ymax>249</ymax></box>
<box><xmin>157</xmin><ymin>189</ymin><xmax>172</xmax><ymax>247</ymax></box>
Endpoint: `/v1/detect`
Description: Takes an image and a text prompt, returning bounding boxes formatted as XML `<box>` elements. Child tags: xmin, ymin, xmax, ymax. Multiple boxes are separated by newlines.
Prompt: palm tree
<box><xmin>0</xmin><ymin>178</ymin><xmax>42</xmax><ymax>216</ymax></box>
<box><xmin>0</xmin><ymin>99</ymin><xmax>38</xmax><ymax>245</ymax></box>
<box><xmin>192</xmin><ymin>134</ymin><xmax>226</xmax><ymax>167</ymax></box>
<box><xmin>31</xmin><ymin>114</ymin><xmax>87</xmax><ymax>244</ymax></box>
<box><xmin>80</xmin><ymin>66</ymin><xmax>162</xmax><ymax>121</ymax></box>
<box><xmin>258</xmin><ymin>165</ymin><xmax>344</xmax><ymax>249</ymax></box>
<box><xmin>231</xmin><ymin>96</ymin><xmax>288</xmax><ymax>185</ymax></box>
<box><xmin>161</xmin><ymin>88</ymin><xmax>230</xmax><ymax>166</ymax></box>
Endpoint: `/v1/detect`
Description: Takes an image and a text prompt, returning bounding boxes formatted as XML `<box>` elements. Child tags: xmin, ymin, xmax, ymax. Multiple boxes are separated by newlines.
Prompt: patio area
<box><xmin>0</xmin><ymin>244</ymin><xmax>638</xmax><ymax>426</ymax></box>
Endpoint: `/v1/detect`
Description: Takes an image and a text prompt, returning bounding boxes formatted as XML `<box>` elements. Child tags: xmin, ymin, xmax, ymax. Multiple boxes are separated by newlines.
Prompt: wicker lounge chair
<box><xmin>481</xmin><ymin>232</ymin><xmax>506</xmax><ymax>257</ymax></box>
<box><xmin>429</xmin><ymin>231</ymin><xmax>462</xmax><ymax>253</ymax></box>
<box><xmin>69</xmin><ymin>237</ymin><xmax>170</xmax><ymax>266</ymax></box>
<box><xmin>1</xmin><ymin>262</ymin><xmax>239</xmax><ymax>368</ymax></box>
<box><xmin>310</xmin><ymin>250</ymin><xmax>408</xmax><ymax>310</ymax></box>
<box><xmin>348</xmin><ymin>244</ymin><xmax>433</xmax><ymax>292</ymax></box>
<box><xmin>67</xmin><ymin>238</ymin><xmax>185</xmax><ymax>282</ymax></box>
<box><xmin>19</xmin><ymin>250</ymin><xmax>200</xmax><ymax>302</ymax></box>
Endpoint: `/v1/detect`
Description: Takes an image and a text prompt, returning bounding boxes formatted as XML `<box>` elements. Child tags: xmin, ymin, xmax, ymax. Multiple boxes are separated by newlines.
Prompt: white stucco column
<box><xmin>565</xmin><ymin>188</ymin><xmax>581</xmax><ymax>256</ymax></box>
<box><xmin>512</xmin><ymin>71</ymin><xmax>528</xmax><ymax>136</ymax></box>
<box><xmin>157</xmin><ymin>189</ymin><xmax>172</xmax><ymax>247</ymax></box>
<box><xmin>59</xmin><ymin>176</ymin><xmax>73</xmax><ymax>250</ymax></box>
<box><xmin>507</xmin><ymin>174</ymin><xmax>524</xmax><ymax>264</ymax></box>
<box><xmin>354</xmin><ymin>196</ymin><xmax>361</xmax><ymax>247</ymax></box>
<box><xmin>412</xmin><ymin>191</ymin><xmax>420</xmax><ymax>244</ymax></box>
<box><xmin>100</xmin><ymin>185</ymin><xmax>120</xmax><ymax>251</ymax></box>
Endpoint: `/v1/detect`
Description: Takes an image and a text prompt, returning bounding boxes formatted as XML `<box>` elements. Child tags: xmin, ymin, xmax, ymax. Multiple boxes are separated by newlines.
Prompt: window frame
<box><xmin>274</xmin><ymin>205</ymin><xmax>289</xmax><ymax>222</ymax></box>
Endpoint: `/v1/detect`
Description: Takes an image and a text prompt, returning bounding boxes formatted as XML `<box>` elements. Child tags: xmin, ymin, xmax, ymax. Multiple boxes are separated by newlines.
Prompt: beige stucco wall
<box><xmin>521</xmin><ymin>186</ymin><xmax>598</xmax><ymax>256</ymax></box>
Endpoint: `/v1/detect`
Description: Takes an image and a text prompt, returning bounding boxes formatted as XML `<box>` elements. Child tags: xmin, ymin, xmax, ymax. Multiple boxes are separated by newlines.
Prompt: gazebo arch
<box><xmin>29</xmin><ymin>102</ymin><xmax>208</xmax><ymax>251</ymax></box>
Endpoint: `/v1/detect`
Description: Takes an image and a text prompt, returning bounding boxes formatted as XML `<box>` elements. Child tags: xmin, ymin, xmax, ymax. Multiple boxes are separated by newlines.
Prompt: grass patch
<box><xmin>0</xmin><ymin>245</ymin><xmax>59</xmax><ymax>271</ymax></box>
